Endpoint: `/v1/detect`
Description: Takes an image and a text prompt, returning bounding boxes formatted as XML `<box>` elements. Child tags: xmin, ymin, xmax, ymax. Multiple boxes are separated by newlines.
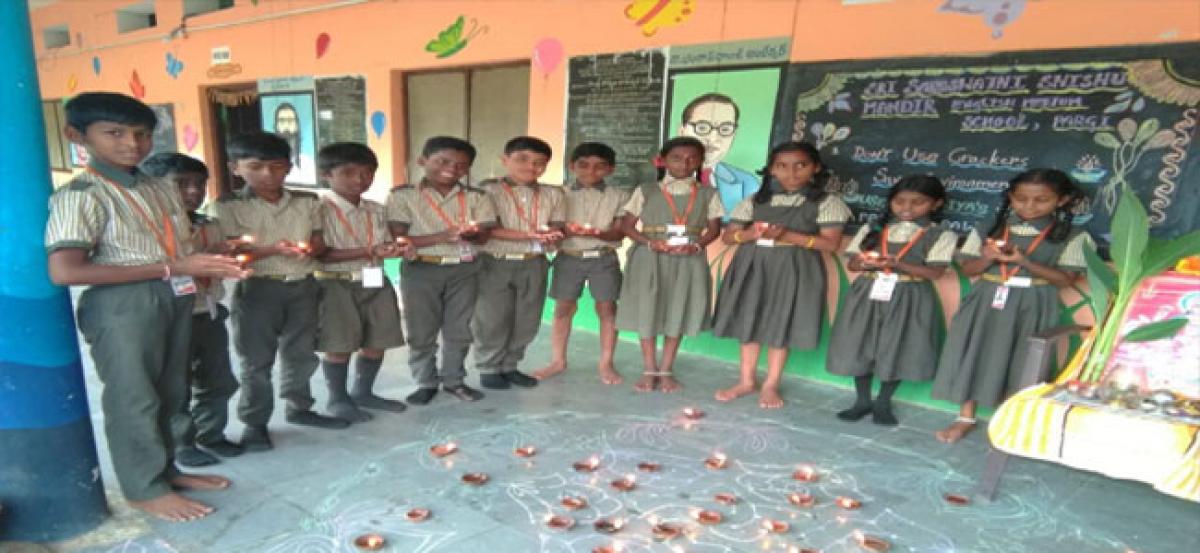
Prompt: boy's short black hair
<box><xmin>318</xmin><ymin>142</ymin><xmax>378</xmax><ymax>173</ymax></box>
<box><xmin>503</xmin><ymin>136</ymin><xmax>553</xmax><ymax>159</ymax></box>
<box><xmin>141</xmin><ymin>152</ymin><xmax>209</xmax><ymax>178</ymax></box>
<box><xmin>227</xmin><ymin>132</ymin><xmax>291</xmax><ymax>162</ymax></box>
<box><xmin>422</xmin><ymin>136</ymin><xmax>477</xmax><ymax>163</ymax></box>
<box><xmin>569</xmin><ymin>142</ymin><xmax>616</xmax><ymax>165</ymax></box>
<box><xmin>65</xmin><ymin>92</ymin><xmax>157</xmax><ymax>133</ymax></box>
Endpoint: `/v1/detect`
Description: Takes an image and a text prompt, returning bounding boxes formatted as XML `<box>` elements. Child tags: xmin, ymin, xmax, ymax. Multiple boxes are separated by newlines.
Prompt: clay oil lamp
<box><xmin>714</xmin><ymin>492</ymin><xmax>738</xmax><ymax>505</ymax></box>
<box><xmin>787</xmin><ymin>492</ymin><xmax>815</xmax><ymax>508</ymax></box>
<box><xmin>430</xmin><ymin>441</ymin><xmax>458</xmax><ymax>458</ymax></box>
<box><xmin>545</xmin><ymin>513</ymin><xmax>576</xmax><ymax>531</ymax></box>
<box><xmin>854</xmin><ymin>530</ymin><xmax>891</xmax><ymax>552</ymax></box>
<box><xmin>792</xmin><ymin>464</ymin><xmax>818</xmax><ymax>482</ymax></box>
<box><xmin>353</xmin><ymin>534</ymin><xmax>385</xmax><ymax>551</ymax></box>
<box><xmin>681</xmin><ymin>407</ymin><xmax>705</xmax><ymax>420</ymax></box>
<box><xmin>560</xmin><ymin>496</ymin><xmax>588</xmax><ymax>510</ymax></box>
<box><xmin>943</xmin><ymin>493</ymin><xmax>970</xmax><ymax>506</ymax></box>
<box><xmin>610</xmin><ymin>474</ymin><xmax>637</xmax><ymax>492</ymax></box>
<box><xmin>704</xmin><ymin>451</ymin><xmax>729</xmax><ymax>470</ymax></box>
<box><xmin>592</xmin><ymin>517</ymin><xmax>624</xmax><ymax>534</ymax></box>
<box><xmin>637</xmin><ymin>461</ymin><xmax>662</xmax><ymax>473</ymax></box>
<box><xmin>573</xmin><ymin>455</ymin><xmax>601</xmax><ymax>473</ymax></box>
<box><xmin>461</xmin><ymin>472</ymin><xmax>489</xmax><ymax>486</ymax></box>
<box><xmin>761</xmin><ymin>518</ymin><xmax>790</xmax><ymax>534</ymax></box>
<box><xmin>514</xmin><ymin>445</ymin><xmax>537</xmax><ymax>458</ymax></box>
<box><xmin>835</xmin><ymin>496</ymin><xmax>862</xmax><ymax>510</ymax></box>
<box><xmin>691</xmin><ymin>507</ymin><xmax>722</xmax><ymax>525</ymax></box>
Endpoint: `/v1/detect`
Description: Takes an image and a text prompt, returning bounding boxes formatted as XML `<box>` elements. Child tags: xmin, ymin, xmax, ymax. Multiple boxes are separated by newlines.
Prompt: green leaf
<box><xmin>1123</xmin><ymin>317</ymin><xmax>1188</xmax><ymax>342</ymax></box>
<box><xmin>1094</xmin><ymin>132</ymin><xmax>1121</xmax><ymax>149</ymax></box>
<box><xmin>1084</xmin><ymin>247</ymin><xmax>1113</xmax><ymax>319</ymax></box>
<box><xmin>1140</xmin><ymin>231</ymin><xmax>1200</xmax><ymax>280</ymax></box>
<box><xmin>1109</xmin><ymin>186</ymin><xmax>1148</xmax><ymax>291</ymax></box>
<box><xmin>1133</xmin><ymin>118</ymin><xmax>1160</xmax><ymax>146</ymax></box>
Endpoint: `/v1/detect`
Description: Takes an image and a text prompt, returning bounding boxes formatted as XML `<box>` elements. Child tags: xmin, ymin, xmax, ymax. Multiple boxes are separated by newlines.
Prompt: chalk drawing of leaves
<box><xmin>1098</xmin><ymin>117</ymin><xmax>1172</xmax><ymax>213</ymax></box>
<box><xmin>828</xmin><ymin>92</ymin><xmax>852</xmax><ymax>113</ymax></box>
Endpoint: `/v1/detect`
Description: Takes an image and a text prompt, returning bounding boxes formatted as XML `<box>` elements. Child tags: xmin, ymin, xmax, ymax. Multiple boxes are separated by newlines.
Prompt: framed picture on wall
<box><xmin>259</xmin><ymin>92</ymin><xmax>318</xmax><ymax>186</ymax></box>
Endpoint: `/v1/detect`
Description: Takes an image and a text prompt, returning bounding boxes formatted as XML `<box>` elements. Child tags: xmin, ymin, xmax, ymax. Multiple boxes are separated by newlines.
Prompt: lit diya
<box><xmin>405</xmin><ymin>508</ymin><xmax>431</xmax><ymax>522</ymax></box>
<box><xmin>235</xmin><ymin>253</ymin><xmax>252</xmax><ymax>265</ymax></box>
<box><xmin>573</xmin><ymin>455</ymin><xmax>601</xmax><ymax>472</ymax></box>
<box><xmin>691</xmin><ymin>508</ymin><xmax>722</xmax><ymax>525</ymax></box>
<box><xmin>592</xmin><ymin>517</ymin><xmax>624</xmax><ymax>534</ymax></box>
<box><xmin>514</xmin><ymin>445</ymin><xmax>537</xmax><ymax>457</ymax></box>
<box><xmin>761</xmin><ymin>518</ymin><xmax>790</xmax><ymax>533</ymax></box>
<box><xmin>239</xmin><ymin>234</ymin><xmax>256</xmax><ymax>243</ymax></box>
<box><xmin>651</xmin><ymin>521</ymin><xmax>683</xmax><ymax>540</ymax></box>
<box><xmin>792</xmin><ymin>464</ymin><xmax>819</xmax><ymax>482</ymax></box>
<box><xmin>836</xmin><ymin>496</ymin><xmax>862</xmax><ymax>510</ymax></box>
<box><xmin>787</xmin><ymin>492</ymin><xmax>816</xmax><ymax>507</ymax></box>
<box><xmin>560</xmin><ymin>496</ymin><xmax>588</xmax><ymax>510</ymax></box>
<box><xmin>854</xmin><ymin>530</ymin><xmax>891</xmax><ymax>552</ymax></box>
<box><xmin>591</xmin><ymin>546</ymin><xmax>620</xmax><ymax>553</ymax></box>
<box><xmin>943</xmin><ymin>493</ymin><xmax>970</xmax><ymax>506</ymax></box>
<box><xmin>714</xmin><ymin>492</ymin><xmax>739</xmax><ymax>505</ymax></box>
<box><xmin>296</xmin><ymin>241</ymin><xmax>310</xmax><ymax>252</ymax></box>
<box><xmin>637</xmin><ymin>461</ymin><xmax>661</xmax><ymax>472</ymax></box>
<box><xmin>545</xmin><ymin>514</ymin><xmax>576</xmax><ymax>530</ymax></box>
<box><xmin>610</xmin><ymin>474</ymin><xmax>637</xmax><ymax>492</ymax></box>
<box><xmin>353</xmin><ymin>533</ymin><xmax>386</xmax><ymax>551</ymax></box>
<box><xmin>704</xmin><ymin>452</ymin><xmax>729</xmax><ymax>470</ymax></box>
<box><xmin>430</xmin><ymin>442</ymin><xmax>458</xmax><ymax>457</ymax></box>
<box><xmin>461</xmin><ymin>472</ymin><xmax>489</xmax><ymax>485</ymax></box>
<box><xmin>681</xmin><ymin>407</ymin><xmax>705</xmax><ymax>420</ymax></box>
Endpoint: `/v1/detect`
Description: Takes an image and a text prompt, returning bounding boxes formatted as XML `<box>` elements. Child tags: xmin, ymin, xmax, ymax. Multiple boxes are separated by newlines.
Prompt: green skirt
<box><xmin>616</xmin><ymin>245</ymin><xmax>711</xmax><ymax>338</ymax></box>
<box><xmin>712</xmin><ymin>244</ymin><xmax>825</xmax><ymax>349</ymax></box>
<box><xmin>826</xmin><ymin>277</ymin><xmax>941</xmax><ymax>381</ymax></box>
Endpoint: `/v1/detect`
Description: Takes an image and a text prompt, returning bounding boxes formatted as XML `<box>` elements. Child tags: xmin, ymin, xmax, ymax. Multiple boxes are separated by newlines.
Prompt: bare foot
<box><xmin>129</xmin><ymin>492</ymin><xmax>214</xmax><ymax>522</ymax></box>
<box><xmin>658</xmin><ymin>374</ymin><xmax>682</xmax><ymax>393</ymax></box>
<box><xmin>633</xmin><ymin>374</ymin><xmax>657</xmax><ymax>392</ymax></box>
<box><xmin>171</xmin><ymin>473</ymin><xmax>232</xmax><ymax>491</ymax></box>
<box><xmin>533</xmin><ymin>360</ymin><xmax>567</xmax><ymax>380</ymax></box>
<box><xmin>935</xmin><ymin>420</ymin><xmax>977</xmax><ymax>444</ymax></box>
<box><xmin>715</xmin><ymin>382</ymin><xmax>757</xmax><ymax>402</ymax></box>
<box><xmin>598</xmin><ymin>366</ymin><xmax>623</xmax><ymax>385</ymax></box>
<box><xmin>758</xmin><ymin>387</ymin><xmax>785</xmax><ymax>409</ymax></box>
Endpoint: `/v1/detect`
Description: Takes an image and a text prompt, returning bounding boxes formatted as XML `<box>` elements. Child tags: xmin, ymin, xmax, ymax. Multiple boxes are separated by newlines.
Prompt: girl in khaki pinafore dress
<box><xmin>932</xmin><ymin>169</ymin><xmax>1093</xmax><ymax>443</ymax></box>
<box><xmin>617</xmin><ymin>137</ymin><xmax>723</xmax><ymax>393</ymax></box>
<box><xmin>711</xmin><ymin>142</ymin><xmax>850</xmax><ymax>409</ymax></box>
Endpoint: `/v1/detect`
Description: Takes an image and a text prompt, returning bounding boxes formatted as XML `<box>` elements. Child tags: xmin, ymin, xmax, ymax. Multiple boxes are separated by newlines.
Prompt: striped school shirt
<box><xmin>385</xmin><ymin>182</ymin><xmax>497</xmax><ymax>258</ymax></box>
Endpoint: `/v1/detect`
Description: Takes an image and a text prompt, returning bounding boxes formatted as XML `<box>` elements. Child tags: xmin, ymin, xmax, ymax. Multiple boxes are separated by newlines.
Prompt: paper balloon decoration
<box><xmin>91</xmin><ymin>56</ymin><xmax>101</xmax><ymax>75</ymax></box>
<box><xmin>532</xmin><ymin>38</ymin><xmax>564</xmax><ymax>76</ymax></box>
<box><xmin>183</xmin><ymin>124</ymin><xmax>199</xmax><ymax>152</ymax></box>
<box><xmin>316</xmin><ymin>33</ymin><xmax>331</xmax><ymax>58</ymax></box>
<box><xmin>370</xmin><ymin>111</ymin><xmax>386</xmax><ymax>138</ymax></box>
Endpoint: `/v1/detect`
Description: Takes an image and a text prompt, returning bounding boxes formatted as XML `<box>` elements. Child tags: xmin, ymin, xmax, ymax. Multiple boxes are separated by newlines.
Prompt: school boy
<box><xmin>473</xmin><ymin>136</ymin><xmax>566</xmax><ymax>390</ymax></box>
<box><xmin>533</xmin><ymin>143</ymin><xmax>629</xmax><ymax>384</ymax></box>
<box><xmin>141</xmin><ymin>153</ymin><xmax>242</xmax><ymax>467</ymax></box>
<box><xmin>213</xmin><ymin>132</ymin><xmax>347</xmax><ymax>452</ymax></box>
<box><xmin>46</xmin><ymin>92</ymin><xmax>247</xmax><ymax>521</ymax></box>
<box><xmin>315</xmin><ymin>142</ymin><xmax>412</xmax><ymax>421</ymax></box>
<box><xmin>387</xmin><ymin>136</ymin><xmax>495</xmax><ymax>404</ymax></box>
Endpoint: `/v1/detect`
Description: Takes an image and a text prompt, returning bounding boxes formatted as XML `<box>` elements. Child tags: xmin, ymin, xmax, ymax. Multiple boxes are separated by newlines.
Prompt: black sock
<box><xmin>872</xmin><ymin>380</ymin><xmax>900</xmax><ymax>426</ymax></box>
<box><xmin>837</xmin><ymin>376</ymin><xmax>875</xmax><ymax>421</ymax></box>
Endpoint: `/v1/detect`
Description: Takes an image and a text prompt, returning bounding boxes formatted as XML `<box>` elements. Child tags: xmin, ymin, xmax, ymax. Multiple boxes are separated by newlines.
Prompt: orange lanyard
<box><xmin>998</xmin><ymin>224</ymin><xmax>1051</xmax><ymax>280</ymax></box>
<box><xmin>326</xmin><ymin>199</ymin><xmax>375</xmax><ymax>247</ymax></box>
<box><xmin>197</xmin><ymin>222</ymin><xmax>210</xmax><ymax>250</ymax></box>
<box><xmin>880</xmin><ymin>226</ymin><xmax>926</xmax><ymax>274</ymax></box>
<box><xmin>502</xmin><ymin>182</ymin><xmax>540</xmax><ymax>231</ymax></box>
<box><xmin>90</xmin><ymin>168</ymin><xmax>179</xmax><ymax>259</ymax></box>
<box><xmin>421</xmin><ymin>187</ymin><xmax>468</xmax><ymax>228</ymax></box>
<box><xmin>660</xmin><ymin>181</ymin><xmax>698</xmax><ymax>226</ymax></box>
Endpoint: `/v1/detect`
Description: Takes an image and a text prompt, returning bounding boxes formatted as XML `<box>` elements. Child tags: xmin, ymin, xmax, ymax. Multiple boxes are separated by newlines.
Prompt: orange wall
<box><xmin>32</xmin><ymin>0</ymin><xmax>1200</xmax><ymax>195</ymax></box>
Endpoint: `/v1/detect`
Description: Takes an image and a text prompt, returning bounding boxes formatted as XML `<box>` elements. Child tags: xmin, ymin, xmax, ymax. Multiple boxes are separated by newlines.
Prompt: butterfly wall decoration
<box><xmin>425</xmin><ymin>16</ymin><xmax>487</xmax><ymax>59</ymax></box>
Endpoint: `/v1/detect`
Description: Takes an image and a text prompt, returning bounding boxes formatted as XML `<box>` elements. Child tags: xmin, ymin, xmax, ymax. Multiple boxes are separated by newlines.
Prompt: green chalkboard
<box><xmin>773</xmin><ymin>43</ymin><xmax>1200</xmax><ymax>241</ymax></box>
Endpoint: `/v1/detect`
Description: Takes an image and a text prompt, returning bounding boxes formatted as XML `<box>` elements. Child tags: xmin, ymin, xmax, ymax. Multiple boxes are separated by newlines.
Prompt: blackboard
<box><xmin>565</xmin><ymin>50</ymin><xmax>666</xmax><ymax>188</ymax></box>
<box><xmin>315</xmin><ymin>76</ymin><xmax>367</xmax><ymax>151</ymax></box>
<box><xmin>773</xmin><ymin>43</ymin><xmax>1200</xmax><ymax>240</ymax></box>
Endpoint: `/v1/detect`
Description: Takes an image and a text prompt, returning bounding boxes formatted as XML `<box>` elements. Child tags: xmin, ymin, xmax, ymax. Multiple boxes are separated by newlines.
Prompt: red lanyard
<box><xmin>998</xmin><ymin>224</ymin><xmax>1051</xmax><ymax>280</ymax></box>
<box><xmin>326</xmin><ymin>199</ymin><xmax>375</xmax><ymax>247</ymax></box>
<box><xmin>421</xmin><ymin>187</ymin><xmax>468</xmax><ymax>228</ymax></box>
<box><xmin>880</xmin><ymin>226</ymin><xmax>926</xmax><ymax>274</ymax></box>
<box><xmin>502</xmin><ymin>182</ymin><xmax>540</xmax><ymax>231</ymax></box>
<box><xmin>89</xmin><ymin>167</ymin><xmax>179</xmax><ymax>259</ymax></box>
<box><xmin>660</xmin><ymin>181</ymin><xmax>698</xmax><ymax>226</ymax></box>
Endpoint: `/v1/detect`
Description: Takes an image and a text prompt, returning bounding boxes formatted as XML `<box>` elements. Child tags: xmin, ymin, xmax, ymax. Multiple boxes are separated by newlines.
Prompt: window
<box><xmin>42</xmin><ymin>24</ymin><xmax>69</xmax><ymax>49</ymax></box>
<box><xmin>117</xmin><ymin>1</ymin><xmax>157</xmax><ymax>33</ymax></box>
<box><xmin>43</xmin><ymin>100</ymin><xmax>71</xmax><ymax>171</ymax></box>
<box><xmin>183</xmin><ymin>0</ymin><xmax>234</xmax><ymax>18</ymax></box>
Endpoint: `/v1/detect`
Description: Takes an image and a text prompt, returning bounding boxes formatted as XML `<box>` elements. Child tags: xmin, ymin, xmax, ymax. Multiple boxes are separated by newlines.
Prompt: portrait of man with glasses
<box><xmin>677</xmin><ymin>92</ymin><xmax>762</xmax><ymax>218</ymax></box>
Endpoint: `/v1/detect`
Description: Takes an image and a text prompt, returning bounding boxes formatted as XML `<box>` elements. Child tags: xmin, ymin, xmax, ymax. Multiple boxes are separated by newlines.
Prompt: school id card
<box><xmin>991</xmin><ymin>285</ymin><xmax>1010</xmax><ymax>310</ymax></box>
<box><xmin>362</xmin><ymin>266</ymin><xmax>385</xmax><ymax>289</ymax></box>
<box><xmin>170</xmin><ymin>276</ymin><xmax>197</xmax><ymax>297</ymax></box>
<box><xmin>869</xmin><ymin>273</ymin><xmax>899</xmax><ymax>302</ymax></box>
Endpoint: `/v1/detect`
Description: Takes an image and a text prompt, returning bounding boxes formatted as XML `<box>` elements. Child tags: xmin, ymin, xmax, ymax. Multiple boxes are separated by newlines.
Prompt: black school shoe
<box><xmin>504</xmin><ymin>371</ymin><xmax>539</xmax><ymax>388</ymax></box>
<box><xmin>286</xmin><ymin>409</ymin><xmax>351</xmax><ymax>429</ymax></box>
<box><xmin>176</xmin><ymin>446</ymin><xmax>219</xmax><ymax>467</ymax></box>
<box><xmin>443</xmin><ymin>384</ymin><xmax>485</xmax><ymax>402</ymax></box>
<box><xmin>199</xmin><ymin>438</ymin><xmax>244</xmax><ymax>458</ymax></box>
<box><xmin>480</xmin><ymin>373</ymin><xmax>511</xmax><ymax>389</ymax></box>
<box><xmin>239</xmin><ymin>425</ymin><xmax>273</xmax><ymax>452</ymax></box>
<box><xmin>406</xmin><ymin>387</ymin><xmax>439</xmax><ymax>405</ymax></box>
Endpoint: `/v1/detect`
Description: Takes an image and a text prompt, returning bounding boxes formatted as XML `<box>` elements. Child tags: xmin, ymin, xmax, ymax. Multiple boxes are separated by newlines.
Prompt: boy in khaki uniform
<box><xmin>142</xmin><ymin>153</ymin><xmax>243</xmax><ymax>467</ymax></box>
<box><xmin>46</xmin><ymin>92</ymin><xmax>247</xmax><ymax>521</ymax></box>
<box><xmin>214</xmin><ymin>132</ymin><xmax>347</xmax><ymax>452</ymax></box>
<box><xmin>387</xmin><ymin>136</ymin><xmax>495</xmax><ymax>404</ymax></box>
<box><xmin>315</xmin><ymin>142</ymin><xmax>412</xmax><ymax>421</ymax></box>
<box><xmin>533</xmin><ymin>143</ymin><xmax>629</xmax><ymax>385</ymax></box>
<box><xmin>473</xmin><ymin>136</ymin><xmax>566</xmax><ymax>390</ymax></box>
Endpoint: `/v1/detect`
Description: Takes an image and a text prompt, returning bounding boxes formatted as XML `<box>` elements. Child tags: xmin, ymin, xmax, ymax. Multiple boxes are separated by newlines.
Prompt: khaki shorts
<box><xmin>317</xmin><ymin>278</ymin><xmax>405</xmax><ymax>353</ymax></box>
<box><xmin>549</xmin><ymin>252</ymin><xmax>622</xmax><ymax>302</ymax></box>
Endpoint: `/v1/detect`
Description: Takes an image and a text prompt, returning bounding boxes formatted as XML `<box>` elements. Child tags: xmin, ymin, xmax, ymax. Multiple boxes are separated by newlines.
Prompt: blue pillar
<box><xmin>0</xmin><ymin>1</ymin><xmax>109</xmax><ymax>541</ymax></box>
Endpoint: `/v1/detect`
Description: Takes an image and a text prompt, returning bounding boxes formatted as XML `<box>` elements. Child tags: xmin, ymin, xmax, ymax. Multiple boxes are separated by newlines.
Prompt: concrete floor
<box><xmin>19</xmin><ymin>312</ymin><xmax>1200</xmax><ymax>553</ymax></box>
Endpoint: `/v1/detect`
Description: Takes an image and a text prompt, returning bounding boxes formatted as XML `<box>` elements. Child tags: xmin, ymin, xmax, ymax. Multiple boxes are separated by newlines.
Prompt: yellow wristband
<box><xmin>805</xmin><ymin>236</ymin><xmax>816</xmax><ymax>249</ymax></box>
